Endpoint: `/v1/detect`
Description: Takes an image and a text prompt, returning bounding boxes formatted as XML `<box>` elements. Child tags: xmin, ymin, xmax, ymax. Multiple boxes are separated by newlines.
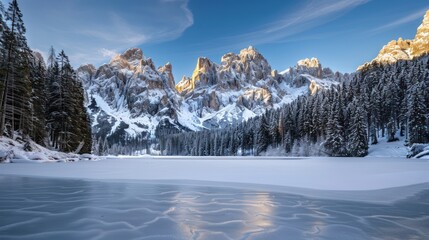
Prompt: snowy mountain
<box><xmin>78</xmin><ymin>47</ymin><xmax>343</xmax><ymax>145</ymax></box>
<box><xmin>178</xmin><ymin>46</ymin><xmax>284</xmax><ymax>128</ymax></box>
<box><xmin>281</xmin><ymin>57</ymin><xmax>346</xmax><ymax>95</ymax></box>
<box><xmin>77</xmin><ymin>48</ymin><xmax>196</xmax><ymax>144</ymax></box>
<box><xmin>358</xmin><ymin>10</ymin><xmax>429</xmax><ymax>70</ymax></box>
<box><xmin>178</xmin><ymin>47</ymin><xmax>345</xmax><ymax>129</ymax></box>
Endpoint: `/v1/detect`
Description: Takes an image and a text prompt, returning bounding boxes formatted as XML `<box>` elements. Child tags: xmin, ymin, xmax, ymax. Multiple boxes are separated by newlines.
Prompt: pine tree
<box><xmin>0</xmin><ymin>1</ymin><xmax>4</xmax><ymax>30</ymax></box>
<box><xmin>369</xmin><ymin>115</ymin><xmax>378</xmax><ymax>144</ymax></box>
<box><xmin>47</xmin><ymin>46</ymin><xmax>56</xmax><ymax>68</ymax></box>
<box><xmin>323</xmin><ymin>98</ymin><xmax>347</xmax><ymax>156</ymax></box>
<box><xmin>29</xmin><ymin>55</ymin><xmax>47</xmax><ymax>144</ymax></box>
<box><xmin>0</xmin><ymin>0</ymin><xmax>32</xmax><ymax>136</ymax></box>
<box><xmin>255</xmin><ymin>115</ymin><xmax>270</xmax><ymax>155</ymax></box>
<box><xmin>348</xmin><ymin>103</ymin><xmax>368</xmax><ymax>157</ymax></box>
<box><xmin>386</xmin><ymin>117</ymin><xmax>398</xmax><ymax>142</ymax></box>
<box><xmin>0</xmin><ymin>5</ymin><xmax>4</xmax><ymax>120</ymax></box>
<box><xmin>408</xmin><ymin>89</ymin><xmax>428</xmax><ymax>144</ymax></box>
<box><xmin>45</xmin><ymin>50</ymin><xmax>91</xmax><ymax>153</ymax></box>
<box><xmin>269</xmin><ymin>112</ymin><xmax>280</xmax><ymax>147</ymax></box>
<box><xmin>284</xmin><ymin>129</ymin><xmax>292</xmax><ymax>153</ymax></box>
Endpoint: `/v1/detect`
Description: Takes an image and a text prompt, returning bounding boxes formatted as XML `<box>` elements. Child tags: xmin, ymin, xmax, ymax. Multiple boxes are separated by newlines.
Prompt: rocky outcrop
<box><xmin>175</xmin><ymin>76</ymin><xmax>192</xmax><ymax>94</ymax></box>
<box><xmin>296</xmin><ymin>58</ymin><xmax>323</xmax><ymax>78</ymax></box>
<box><xmin>158</xmin><ymin>63</ymin><xmax>175</xmax><ymax>90</ymax></box>
<box><xmin>191</xmin><ymin>57</ymin><xmax>218</xmax><ymax>88</ymax></box>
<box><xmin>411</xmin><ymin>10</ymin><xmax>429</xmax><ymax>57</ymax></box>
<box><xmin>359</xmin><ymin>10</ymin><xmax>429</xmax><ymax>70</ymax></box>
<box><xmin>237</xmin><ymin>88</ymin><xmax>272</xmax><ymax>110</ymax></box>
<box><xmin>281</xmin><ymin>57</ymin><xmax>344</xmax><ymax>96</ymax></box>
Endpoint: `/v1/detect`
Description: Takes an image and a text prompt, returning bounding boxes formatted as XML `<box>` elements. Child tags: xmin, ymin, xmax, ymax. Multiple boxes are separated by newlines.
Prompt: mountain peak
<box><xmin>176</xmin><ymin>57</ymin><xmax>218</xmax><ymax>94</ymax></box>
<box><xmin>158</xmin><ymin>62</ymin><xmax>175</xmax><ymax>90</ymax></box>
<box><xmin>121</xmin><ymin>48</ymin><xmax>144</xmax><ymax>62</ymax></box>
<box><xmin>411</xmin><ymin>10</ymin><xmax>429</xmax><ymax>57</ymax></box>
<box><xmin>110</xmin><ymin>48</ymin><xmax>144</xmax><ymax>66</ymax></box>
<box><xmin>294</xmin><ymin>58</ymin><xmax>324</xmax><ymax>78</ymax></box>
<box><xmin>423</xmin><ymin>9</ymin><xmax>429</xmax><ymax>24</ymax></box>
<box><xmin>191</xmin><ymin>57</ymin><xmax>217</xmax><ymax>85</ymax></box>
<box><xmin>358</xmin><ymin>10</ymin><xmax>429</xmax><ymax>70</ymax></box>
<box><xmin>297</xmin><ymin>58</ymin><xmax>321</xmax><ymax>69</ymax></box>
<box><xmin>239</xmin><ymin>45</ymin><xmax>264</xmax><ymax>60</ymax></box>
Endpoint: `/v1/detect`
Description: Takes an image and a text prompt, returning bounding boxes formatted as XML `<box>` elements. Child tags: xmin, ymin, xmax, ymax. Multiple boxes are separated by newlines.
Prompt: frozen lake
<box><xmin>0</xmin><ymin>176</ymin><xmax>428</xmax><ymax>240</ymax></box>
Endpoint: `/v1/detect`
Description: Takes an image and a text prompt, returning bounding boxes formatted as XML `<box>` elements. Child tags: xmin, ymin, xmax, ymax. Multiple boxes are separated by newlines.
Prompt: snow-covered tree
<box><xmin>408</xmin><ymin>88</ymin><xmax>428</xmax><ymax>144</ymax></box>
<box><xmin>348</xmin><ymin>102</ymin><xmax>368</xmax><ymax>157</ymax></box>
<box><xmin>323</xmin><ymin>97</ymin><xmax>347</xmax><ymax>156</ymax></box>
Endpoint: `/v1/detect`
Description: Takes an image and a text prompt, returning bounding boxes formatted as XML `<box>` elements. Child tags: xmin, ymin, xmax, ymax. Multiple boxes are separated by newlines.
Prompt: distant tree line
<box><xmin>92</xmin><ymin>132</ymin><xmax>153</xmax><ymax>156</ymax></box>
<box><xmin>160</xmin><ymin>56</ymin><xmax>429</xmax><ymax>157</ymax></box>
<box><xmin>0</xmin><ymin>0</ymin><xmax>91</xmax><ymax>153</ymax></box>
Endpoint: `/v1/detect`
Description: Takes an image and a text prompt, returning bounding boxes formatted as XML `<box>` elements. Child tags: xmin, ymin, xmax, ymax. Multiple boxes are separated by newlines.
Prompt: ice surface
<box><xmin>1</xmin><ymin>157</ymin><xmax>428</xmax><ymax>199</ymax></box>
<box><xmin>0</xmin><ymin>176</ymin><xmax>428</xmax><ymax>240</ymax></box>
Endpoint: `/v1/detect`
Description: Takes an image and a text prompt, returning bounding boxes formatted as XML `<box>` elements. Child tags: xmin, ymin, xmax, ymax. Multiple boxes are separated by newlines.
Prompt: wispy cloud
<box><xmin>212</xmin><ymin>0</ymin><xmax>370</xmax><ymax>48</ymax></box>
<box><xmin>79</xmin><ymin>13</ymin><xmax>149</xmax><ymax>46</ymax></box>
<box><xmin>99</xmin><ymin>48</ymin><xmax>118</xmax><ymax>59</ymax></box>
<box><xmin>21</xmin><ymin>0</ymin><xmax>193</xmax><ymax>66</ymax></box>
<box><xmin>371</xmin><ymin>8</ymin><xmax>428</xmax><ymax>33</ymax></box>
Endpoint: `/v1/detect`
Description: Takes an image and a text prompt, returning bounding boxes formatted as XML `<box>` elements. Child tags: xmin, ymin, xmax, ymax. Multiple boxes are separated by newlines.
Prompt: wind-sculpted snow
<box><xmin>0</xmin><ymin>176</ymin><xmax>428</xmax><ymax>240</ymax></box>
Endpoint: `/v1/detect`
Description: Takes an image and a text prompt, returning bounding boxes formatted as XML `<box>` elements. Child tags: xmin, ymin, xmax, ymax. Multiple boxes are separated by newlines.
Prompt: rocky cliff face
<box><xmin>78</xmin><ymin>48</ymin><xmax>195</xmax><ymax>143</ymax></box>
<box><xmin>359</xmin><ymin>10</ymin><xmax>429</xmax><ymax>70</ymax></box>
<box><xmin>79</xmin><ymin>47</ymin><xmax>341</xmax><ymax>143</ymax></box>
<box><xmin>177</xmin><ymin>46</ymin><xmax>280</xmax><ymax>128</ymax></box>
<box><xmin>177</xmin><ymin>47</ymin><xmax>342</xmax><ymax>128</ymax></box>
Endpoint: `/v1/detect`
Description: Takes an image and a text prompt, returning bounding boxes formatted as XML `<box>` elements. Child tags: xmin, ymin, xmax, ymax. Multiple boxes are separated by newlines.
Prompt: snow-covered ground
<box><xmin>1</xmin><ymin>156</ymin><xmax>428</xmax><ymax>202</ymax></box>
<box><xmin>1</xmin><ymin>133</ymin><xmax>427</xmax><ymax>202</ymax></box>
<box><xmin>0</xmin><ymin>136</ymin><xmax>96</xmax><ymax>163</ymax></box>
<box><xmin>367</xmin><ymin>134</ymin><xmax>408</xmax><ymax>157</ymax></box>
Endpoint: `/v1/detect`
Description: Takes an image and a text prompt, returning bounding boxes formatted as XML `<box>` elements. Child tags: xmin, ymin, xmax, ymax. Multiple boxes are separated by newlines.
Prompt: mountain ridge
<box><xmin>78</xmin><ymin>46</ymin><xmax>342</xmax><ymax>146</ymax></box>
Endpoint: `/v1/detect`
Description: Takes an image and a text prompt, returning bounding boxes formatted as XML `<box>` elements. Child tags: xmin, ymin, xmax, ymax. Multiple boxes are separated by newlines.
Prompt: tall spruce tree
<box><xmin>0</xmin><ymin>0</ymin><xmax>91</xmax><ymax>154</ymax></box>
<box><xmin>408</xmin><ymin>88</ymin><xmax>428</xmax><ymax>144</ymax></box>
<box><xmin>255</xmin><ymin>115</ymin><xmax>270</xmax><ymax>155</ymax></box>
<box><xmin>324</xmin><ymin>97</ymin><xmax>347</xmax><ymax>156</ymax></box>
<box><xmin>29</xmin><ymin>55</ymin><xmax>47</xmax><ymax>144</ymax></box>
<box><xmin>348</xmin><ymin>101</ymin><xmax>368</xmax><ymax>157</ymax></box>
<box><xmin>0</xmin><ymin>0</ymin><xmax>32</xmax><ymax>137</ymax></box>
<box><xmin>0</xmin><ymin>1</ymin><xmax>6</xmax><ymax>127</ymax></box>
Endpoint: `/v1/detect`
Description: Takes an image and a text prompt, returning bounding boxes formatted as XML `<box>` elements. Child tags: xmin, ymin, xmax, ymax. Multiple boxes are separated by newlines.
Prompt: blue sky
<box><xmin>5</xmin><ymin>0</ymin><xmax>429</xmax><ymax>81</ymax></box>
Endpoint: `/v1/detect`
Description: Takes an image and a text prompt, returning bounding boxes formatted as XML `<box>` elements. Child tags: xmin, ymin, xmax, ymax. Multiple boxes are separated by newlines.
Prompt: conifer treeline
<box><xmin>161</xmin><ymin>57</ymin><xmax>429</xmax><ymax>157</ymax></box>
<box><xmin>0</xmin><ymin>0</ymin><xmax>91</xmax><ymax>153</ymax></box>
